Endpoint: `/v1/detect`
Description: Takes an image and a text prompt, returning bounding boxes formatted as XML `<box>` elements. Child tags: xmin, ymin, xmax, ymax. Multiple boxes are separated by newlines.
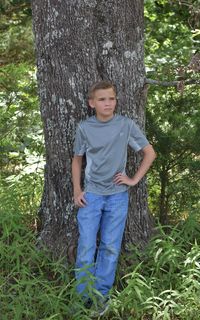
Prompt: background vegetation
<box><xmin>0</xmin><ymin>0</ymin><xmax>200</xmax><ymax>319</ymax></box>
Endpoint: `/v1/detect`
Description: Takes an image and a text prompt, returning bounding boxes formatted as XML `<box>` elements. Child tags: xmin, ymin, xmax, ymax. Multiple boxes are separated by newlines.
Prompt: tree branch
<box><xmin>145</xmin><ymin>78</ymin><xmax>200</xmax><ymax>87</ymax></box>
<box><xmin>166</xmin><ymin>150</ymin><xmax>192</xmax><ymax>171</ymax></box>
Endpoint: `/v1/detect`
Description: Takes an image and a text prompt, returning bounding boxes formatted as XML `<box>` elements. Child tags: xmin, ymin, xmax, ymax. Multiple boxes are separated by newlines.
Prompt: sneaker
<box><xmin>90</xmin><ymin>297</ymin><xmax>110</xmax><ymax>317</ymax></box>
<box><xmin>98</xmin><ymin>300</ymin><xmax>110</xmax><ymax>316</ymax></box>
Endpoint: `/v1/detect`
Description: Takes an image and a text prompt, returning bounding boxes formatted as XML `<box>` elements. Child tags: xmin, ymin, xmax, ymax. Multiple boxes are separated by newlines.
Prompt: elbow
<box><xmin>143</xmin><ymin>144</ymin><xmax>157</xmax><ymax>161</ymax></box>
<box><xmin>153</xmin><ymin>148</ymin><xmax>157</xmax><ymax>160</ymax></box>
<box><xmin>151</xmin><ymin>146</ymin><xmax>157</xmax><ymax>162</ymax></box>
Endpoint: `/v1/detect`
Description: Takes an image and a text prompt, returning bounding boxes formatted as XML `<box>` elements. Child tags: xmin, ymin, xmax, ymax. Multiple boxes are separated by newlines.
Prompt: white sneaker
<box><xmin>90</xmin><ymin>298</ymin><xmax>110</xmax><ymax>317</ymax></box>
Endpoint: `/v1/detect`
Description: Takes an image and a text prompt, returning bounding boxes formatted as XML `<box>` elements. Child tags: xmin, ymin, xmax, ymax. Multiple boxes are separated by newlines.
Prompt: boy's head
<box><xmin>88</xmin><ymin>81</ymin><xmax>117</xmax><ymax>122</ymax></box>
<box><xmin>88</xmin><ymin>80</ymin><xmax>116</xmax><ymax>100</ymax></box>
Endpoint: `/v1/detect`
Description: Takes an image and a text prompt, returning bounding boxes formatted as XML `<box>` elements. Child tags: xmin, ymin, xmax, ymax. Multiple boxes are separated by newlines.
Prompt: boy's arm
<box><xmin>72</xmin><ymin>155</ymin><xmax>87</xmax><ymax>207</ymax></box>
<box><xmin>114</xmin><ymin>144</ymin><xmax>156</xmax><ymax>186</ymax></box>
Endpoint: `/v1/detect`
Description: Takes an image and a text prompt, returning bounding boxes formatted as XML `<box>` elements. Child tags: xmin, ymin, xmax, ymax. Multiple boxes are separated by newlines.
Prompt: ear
<box><xmin>88</xmin><ymin>99</ymin><xmax>95</xmax><ymax>109</ymax></box>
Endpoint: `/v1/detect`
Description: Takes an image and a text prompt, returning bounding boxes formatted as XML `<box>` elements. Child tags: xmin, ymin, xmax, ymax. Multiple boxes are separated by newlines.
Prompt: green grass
<box><xmin>1</xmin><ymin>175</ymin><xmax>200</xmax><ymax>319</ymax></box>
<box><xmin>115</xmin><ymin>217</ymin><xmax>200</xmax><ymax>320</ymax></box>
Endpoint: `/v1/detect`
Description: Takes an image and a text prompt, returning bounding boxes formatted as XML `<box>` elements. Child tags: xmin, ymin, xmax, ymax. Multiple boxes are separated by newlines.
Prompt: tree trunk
<box><xmin>31</xmin><ymin>0</ymin><xmax>153</xmax><ymax>259</ymax></box>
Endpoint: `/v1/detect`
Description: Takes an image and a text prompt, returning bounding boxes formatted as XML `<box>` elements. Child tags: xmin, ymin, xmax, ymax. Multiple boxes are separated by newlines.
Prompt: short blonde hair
<box><xmin>88</xmin><ymin>80</ymin><xmax>116</xmax><ymax>99</ymax></box>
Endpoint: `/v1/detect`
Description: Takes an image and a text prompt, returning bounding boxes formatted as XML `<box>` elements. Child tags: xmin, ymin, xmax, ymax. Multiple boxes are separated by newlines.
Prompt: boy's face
<box><xmin>89</xmin><ymin>88</ymin><xmax>117</xmax><ymax>122</ymax></box>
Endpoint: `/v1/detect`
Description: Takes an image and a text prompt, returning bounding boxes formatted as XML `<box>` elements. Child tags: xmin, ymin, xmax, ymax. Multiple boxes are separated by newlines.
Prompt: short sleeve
<box><xmin>73</xmin><ymin>124</ymin><xmax>87</xmax><ymax>156</ymax></box>
<box><xmin>128</xmin><ymin>119</ymin><xmax>149</xmax><ymax>152</ymax></box>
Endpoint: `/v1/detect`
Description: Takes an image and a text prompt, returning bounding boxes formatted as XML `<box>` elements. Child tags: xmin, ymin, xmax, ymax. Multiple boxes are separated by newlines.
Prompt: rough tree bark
<box><xmin>31</xmin><ymin>0</ymin><xmax>153</xmax><ymax>260</ymax></box>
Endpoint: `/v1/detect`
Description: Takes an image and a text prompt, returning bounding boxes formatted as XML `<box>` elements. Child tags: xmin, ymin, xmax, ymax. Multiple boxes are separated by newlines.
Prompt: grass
<box><xmin>1</xmin><ymin>174</ymin><xmax>200</xmax><ymax>319</ymax></box>
<box><xmin>115</xmin><ymin>217</ymin><xmax>200</xmax><ymax>320</ymax></box>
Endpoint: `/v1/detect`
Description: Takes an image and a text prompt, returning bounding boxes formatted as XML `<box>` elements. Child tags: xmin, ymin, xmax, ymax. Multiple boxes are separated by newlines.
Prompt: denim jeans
<box><xmin>75</xmin><ymin>191</ymin><xmax>129</xmax><ymax>297</ymax></box>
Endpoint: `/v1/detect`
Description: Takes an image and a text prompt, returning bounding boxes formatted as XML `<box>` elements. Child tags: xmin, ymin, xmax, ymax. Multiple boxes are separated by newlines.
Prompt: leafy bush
<box><xmin>114</xmin><ymin>218</ymin><xmax>200</xmax><ymax>320</ymax></box>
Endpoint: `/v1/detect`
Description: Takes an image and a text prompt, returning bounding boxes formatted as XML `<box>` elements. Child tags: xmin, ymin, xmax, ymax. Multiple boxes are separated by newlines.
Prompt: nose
<box><xmin>105</xmin><ymin>99</ymin><xmax>111</xmax><ymax>105</ymax></box>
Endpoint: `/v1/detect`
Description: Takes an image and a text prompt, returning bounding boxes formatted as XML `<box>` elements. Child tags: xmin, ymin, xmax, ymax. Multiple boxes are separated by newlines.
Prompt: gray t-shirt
<box><xmin>73</xmin><ymin>114</ymin><xmax>149</xmax><ymax>195</ymax></box>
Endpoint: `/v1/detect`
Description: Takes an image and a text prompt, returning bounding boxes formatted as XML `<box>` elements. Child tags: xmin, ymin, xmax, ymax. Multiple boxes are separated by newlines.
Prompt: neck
<box><xmin>96</xmin><ymin>114</ymin><xmax>114</xmax><ymax>122</ymax></box>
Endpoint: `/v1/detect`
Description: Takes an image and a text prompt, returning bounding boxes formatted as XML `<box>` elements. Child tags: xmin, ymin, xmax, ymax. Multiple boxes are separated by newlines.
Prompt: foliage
<box><xmin>1</xmin><ymin>160</ymin><xmax>200</xmax><ymax>320</ymax></box>
<box><xmin>1</xmin><ymin>181</ymin><xmax>200</xmax><ymax>319</ymax></box>
<box><xmin>0</xmin><ymin>1</ymin><xmax>42</xmax><ymax>181</ymax></box>
<box><xmin>0</xmin><ymin>62</ymin><xmax>44</xmax><ymax>177</ymax></box>
<box><xmin>145</xmin><ymin>0</ymin><xmax>200</xmax><ymax>80</ymax></box>
<box><xmin>0</xmin><ymin>0</ymin><xmax>33</xmax><ymax>64</ymax></box>
<box><xmin>146</xmin><ymin>84</ymin><xmax>200</xmax><ymax>223</ymax></box>
<box><xmin>145</xmin><ymin>0</ymin><xmax>200</xmax><ymax>223</ymax></box>
<box><xmin>114</xmin><ymin>216</ymin><xmax>200</xmax><ymax>320</ymax></box>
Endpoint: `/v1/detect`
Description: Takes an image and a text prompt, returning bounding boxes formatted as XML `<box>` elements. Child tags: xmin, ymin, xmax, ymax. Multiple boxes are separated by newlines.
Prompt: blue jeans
<box><xmin>75</xmin><ymin>191</ymin><xmax>129</xmax><ymax>297</ymax></box>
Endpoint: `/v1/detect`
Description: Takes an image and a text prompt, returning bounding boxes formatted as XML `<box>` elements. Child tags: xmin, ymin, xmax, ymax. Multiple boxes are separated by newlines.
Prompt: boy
<box><xmin>72</xmin><ymin>81</ymin><xmax>156</xmax><ymax>314</ymax></box>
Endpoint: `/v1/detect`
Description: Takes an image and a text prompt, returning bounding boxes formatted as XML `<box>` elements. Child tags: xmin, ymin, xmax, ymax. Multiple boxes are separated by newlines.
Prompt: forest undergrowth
<box><xmin>1</xmin><ymin>176</ymin><xmax>200</xmax><ymax>320</ymax></box>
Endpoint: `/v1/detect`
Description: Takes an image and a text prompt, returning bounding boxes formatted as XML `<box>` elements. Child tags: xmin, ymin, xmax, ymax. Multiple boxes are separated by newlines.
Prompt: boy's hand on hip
<box><xmin>114</xmin><ymin>173</ymin><xmax>138</xmax><ymax>186</ymax></box>
<box><xmin>74</xmin><ymin>191</ymin><xmax>87</xmax><ymax>208</ymax></box>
